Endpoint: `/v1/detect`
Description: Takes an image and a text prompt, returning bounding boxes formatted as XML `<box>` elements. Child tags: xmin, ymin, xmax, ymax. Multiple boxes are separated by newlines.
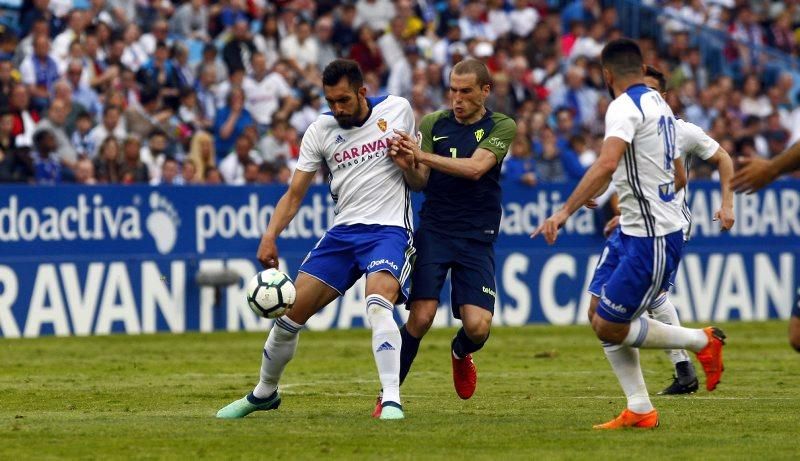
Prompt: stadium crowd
<box><xmin>0</xmin><ymin>0</ymin><xmax>799</xmax><ymax>186</ymax></box>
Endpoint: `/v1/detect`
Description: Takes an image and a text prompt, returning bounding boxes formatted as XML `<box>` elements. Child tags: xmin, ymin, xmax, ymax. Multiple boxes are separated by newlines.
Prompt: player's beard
<box><xmin>335</xmin><ymin>104</ymin><xmax>368</xmax><ymax>129</ymax></box>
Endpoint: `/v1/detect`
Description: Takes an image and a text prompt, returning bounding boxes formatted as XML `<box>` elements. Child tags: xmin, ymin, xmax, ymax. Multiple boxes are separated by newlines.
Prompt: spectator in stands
<box><xmin>533</xmin><ymin>127</ymin><xmax>566</xmax><ymax>182</ymax></box>
<box><xmin>88</xmin><ymin>105</ymin><xmax>127</xmax><ymax>158</ymax></box>
<box><xmin>219</xmin><ymin>134</ymin><xmax>257</xmax><ymax>185</ymax></box>
<box><xmin>223</xmin><ymin>18</ymin><xmax>257</xmax><ymax>74</ymax></box>
<box><xmin>152</xmin><ymin>157</ymin><xmax>182</xmax><ymax>185</ymax></box>
<box><xmin>126</xmin><ymin>89</ymin><xmax>173</xmax><ymax>140</ymax></box>
<box><xmin>741</xmin><ymin>74</ymin><xmax>772</xmax><ymax>118</ymax></box>
<box><xmin>31</xmin><ymin>129</ymin><xmax>61</xmax><ymax>184</ymax></box>
<box><xmin>194</xmin><ymin>66</ymin><xmax>218</xmax><ymax>127</ymax></box>
<box><xmin>119</xmin><ymin>136</ymin><xmax>150</xmax><ymax>184</ymax></box>
<box><xmin>73</xmin><ymin>158</ymin><xmax>97</xmax><ymax>185</ymax></box>
<box><xmin>356</xmin><ymin>0</ymin><xmax>396</xmax><ymax>32</ymax></box>
<box><xmin>0</xmin><ymin>58</ymin><xmax>14</xmax><ymax>111</ymax></box>
<box><xmin>36</xmin><ymin>98</ymin><xmax>76</xmax><ymax>169</ymax></box>
<box><xmin>94</xmin><ymin>137</ymin><xmax>122</xmax><ymax>184</ymax></box>
<box><xmin>274</xmin><ymin>163</ymin><xmax>292</xmax><ymax>184</ymax></box>
<box><xmin>52</xmin><ymin>10</ymin><xmax>87</xmax><ymax>64</ymax></box>
<box><xmin>280</xmin><ymin>19</ymin><xmax>319</xmax><ymax>72</ymax></box>
<box><xmin>19</xmin><ymin>35</ymin><xmax>59</xmax><ymax>112</ymax></box>
<box><xmin>137</xmin><ymin>41</ymin><xmax>185</xmax><ymax>111</ymax></box>
<box><xmin>213</xmin><ymin>86</ymin><xmax>253</xmax><ymax>161</ymax></box>
<box><xmin>504</xmin><ymin>134</ymin><xmax>537</xmax><ymax>187</ymax></box>
<box><xmin>243</xmin><ymin>53</ymin><xmax>295</xmax><ymax>132</ymax></box>
<box><xmin>170</xmin><ymin>0</ymin><xmax>209</xmax><ymax>42</ymax></box>
<box><xmin>71</xmin><ymin>111</ymin><xmax>94</xmax><ymax>159</ymax></box>
<box><xmin>256</xmin><ymin>118</ymin><xmax>293</xmax><ymax>165</ymax></box>
<box><xmin>121</xmin><ymin>23</ymin><xmax>148</xmax><ymax>72</ymax></box>
<box><xmin>549</xmin><ymin>66</ymin><xmax>599</xmax><ymax>129</ymax></box>
<box><xmin>181</xmin><ymin>158</ymin><xmax>199</xmax><ymax>184</ymax></box>
<box><xmin>9</xmin><ymin>84</ymin><xmax>40</xmax><ymax>149</ymax></box>
<box><xmin>188</xmin><ymin>130</ymin><xmax>216</xmax><ymax>181</ymax></box>
<box><xmin>205</xmin><ymin>166</ymin><xmax>223</xmax><ymax>184</ymax></box>
<box><xmin>349</xmin><ymin>25</ymin><xmax>385</xmax><ymax>78</ymax></box>
<box><xmin>0</xmin><ymin>111</ymin><xmax>33</xmax><ymax>183</ymax></box>
<box><xmin>65</xmin><ymin>60</ymin><xmax>102</xmax><ymax>117</ymax></box>
<box><xmin>315</xmin><ymin>16</ymin><xmax>338</xmax><ymax>73</ymax></box>
<box><xmin>141</xmin><ymin>129</ymin><xmax>172</xmax><ymax>183</ymax></box>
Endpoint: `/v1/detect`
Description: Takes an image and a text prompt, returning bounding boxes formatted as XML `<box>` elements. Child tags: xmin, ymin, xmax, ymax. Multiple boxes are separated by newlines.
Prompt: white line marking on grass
<box><xmin>572</xmin><ymin>396</ymin><xmax>800</xmax><ymax>400</ymax></box>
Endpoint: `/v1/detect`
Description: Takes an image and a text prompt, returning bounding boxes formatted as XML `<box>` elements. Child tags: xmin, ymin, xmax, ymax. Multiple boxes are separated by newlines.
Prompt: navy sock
<box><xmin>399</xmin><ymin>325</ymin><xmax>421</xmax><ymax>385</ymax></box>
<box><xmin>451</xmin><ymin>327</ymin><xmax>489</xmax><ymax>358</ymax></box>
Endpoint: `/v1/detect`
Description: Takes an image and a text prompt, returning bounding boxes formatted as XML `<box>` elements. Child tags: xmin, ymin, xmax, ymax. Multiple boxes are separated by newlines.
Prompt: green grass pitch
<box><xmin>1</xmin><ymin>321</ymin><xmax>798</xmax><ymax>460</ymax></box>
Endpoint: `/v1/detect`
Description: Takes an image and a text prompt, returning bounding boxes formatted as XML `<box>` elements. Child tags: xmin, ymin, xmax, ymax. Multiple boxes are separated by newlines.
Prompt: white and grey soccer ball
<box><xmin>246</xmin><ymin>269</ymin><xmax>296</xmax><ymax>319</ymax></box>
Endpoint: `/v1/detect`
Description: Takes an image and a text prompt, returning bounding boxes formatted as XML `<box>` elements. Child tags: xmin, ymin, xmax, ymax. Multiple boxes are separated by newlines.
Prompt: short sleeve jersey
<box><xmin>604</xmin><ymin>83</ymin><xmax>683</xmax><ymax>237</ymax></box>
<box><xmin>675</xmin><ymin>118</ymin><xmax>719</xmax><ymax>240</ymax></box>
<box><xmin>295</xmin><ymin>95</ymin><xmax>415</xmax><ymax>230</ymax></box>
<box><xmin>417</xmin><ymin>109</ymin><xmax>516</xmax><ymax>242</ymax></box>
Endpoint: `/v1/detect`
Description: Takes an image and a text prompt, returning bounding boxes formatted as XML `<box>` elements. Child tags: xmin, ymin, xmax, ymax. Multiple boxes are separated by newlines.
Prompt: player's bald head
<box><xmin>601</xmin><ymin>38</ymin><xmax>644</xmax><ymax>78</ymax></box>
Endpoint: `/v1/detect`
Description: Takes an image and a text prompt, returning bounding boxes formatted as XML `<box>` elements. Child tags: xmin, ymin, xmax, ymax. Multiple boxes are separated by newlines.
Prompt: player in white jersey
<box><xmin>594</xmin><ymin>66</ymin><xmax>735</xmax><ymax>396</ymax></box>
<box><xmin>533</xmin><ymin>39</ymin><xmax>726</xmax><ymax>429</ymax></box>
<box><xmin>217</xmin><ymin>60</ymin><xmax>415</xmax><ymax>420</ymax></box>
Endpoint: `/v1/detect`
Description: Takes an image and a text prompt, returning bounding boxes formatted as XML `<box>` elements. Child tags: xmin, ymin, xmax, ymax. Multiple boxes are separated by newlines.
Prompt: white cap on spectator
<box><xmin>474</xmin><ymin>42</ymin><xmax>494</xmax><ymax>58</ymax></box>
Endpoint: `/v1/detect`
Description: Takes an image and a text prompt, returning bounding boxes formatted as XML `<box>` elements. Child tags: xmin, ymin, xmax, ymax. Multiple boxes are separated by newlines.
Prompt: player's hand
<box><xmin>732</xmin><ymin>156</ymin><xmax>775</xmax><ymax>193</ymax></box>
<box><xmin>531</xmin><ymin>209</ymin><xmax>569</xmax><ymax>245</ymax></box>
<box><xmin>388</xmin><ymin>136</ymin><xmax>415</xmax><ymax>170</ymax></box>
<box><xmin>393</xmin><ymin>129</ymin><xmax>421</xmax><ymax>167</ymax></box>
<box><xmin>713</xmin><ymin>206</ymin><xmax>735</xmax><ymax>231</ymax></box>
<box><xmin>603</xmin><ymin>215</ymin><xmax>620</xmax><ymax>238</ymax></box>
<box><xmin>256</xmin><ymin>235</ymin><xmax>280</xmax><ymax>269</ymax></box>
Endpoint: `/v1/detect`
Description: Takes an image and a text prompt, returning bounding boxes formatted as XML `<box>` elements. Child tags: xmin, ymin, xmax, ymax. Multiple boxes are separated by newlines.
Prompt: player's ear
<box><xmin>357</xmin><ymin>85</ymin><xmax>367</xmax><ymax>99</ymax></box>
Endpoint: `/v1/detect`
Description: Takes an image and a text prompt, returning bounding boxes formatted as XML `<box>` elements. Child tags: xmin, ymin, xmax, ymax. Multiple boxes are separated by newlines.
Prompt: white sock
<box><xmin>603</xmin><ymin>343</ymin><xmax>653</xmax><ymax>413</ymax></box>
<box><xmin>253</xmin><ymin>316</ymin><xmax>301</xmax><ymax>399</ymax></box>
<box><xmin>649</xmin><ymin>294</ymin><xmax>692</xmax><ymax>365</ymax></box>
<box><xmin>624</xmin><ymin>316</ymin><xmax>708</xmax><ymax>352</ymax></box>
<box><xmin>366</xmin><ymin>294</ymin><xmax>402</xmax><ymax>406</ymax></box>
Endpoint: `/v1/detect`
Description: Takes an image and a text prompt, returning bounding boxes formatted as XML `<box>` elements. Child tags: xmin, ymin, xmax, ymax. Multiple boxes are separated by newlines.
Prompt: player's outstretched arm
<box><xmin>257</xmin><ymin>170</ymin><xmax>316</xmax><ymax>268</ymax></box>
<box><xmin>733</xmin><ymin>141</ymin><xmax>800</xmax><ymax>193</ymax></box>
<box><xmin>531</xmin><ymin>137</ymin><xmax>625</xmax><ymax>245</ymax></box>
<box><xmin>706</xmin><ymin>146</ymin><xmax>735</xmax><ymax>230</ymax></box>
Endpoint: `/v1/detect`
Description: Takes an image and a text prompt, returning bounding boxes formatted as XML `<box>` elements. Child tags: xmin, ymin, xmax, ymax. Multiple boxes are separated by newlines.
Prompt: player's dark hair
<box><xmin>601</xmin><ymin>38</ymin><xmax>643</xmax><ymax>77</ymax></box>
<box><xmin>451</xmin><ymin>58</ymin><xmax>492</xmax><ymax>88</ymax></box>
<box><xmin>645</xmin><ymin>65</ymin><xmax>666</xmax><ymax>93</ymax></box>
<box><xmin>322</xmin><ymin>59</ymin><xmax>364</xmax><ymax>91</ymax></box>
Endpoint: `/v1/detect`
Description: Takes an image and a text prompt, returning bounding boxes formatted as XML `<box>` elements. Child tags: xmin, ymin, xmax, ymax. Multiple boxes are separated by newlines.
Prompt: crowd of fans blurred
<box><xmin>1</xmin><ymin>0</ymin><xmax>799</xmax><ymax>186</ymax></box>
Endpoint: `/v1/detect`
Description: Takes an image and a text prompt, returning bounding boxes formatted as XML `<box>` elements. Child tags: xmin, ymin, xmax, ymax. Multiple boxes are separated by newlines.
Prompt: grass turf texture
<box><xmin>1</xmin><ymin>321</ymin><xmax>798</xmax><ymax>460</ymax></box>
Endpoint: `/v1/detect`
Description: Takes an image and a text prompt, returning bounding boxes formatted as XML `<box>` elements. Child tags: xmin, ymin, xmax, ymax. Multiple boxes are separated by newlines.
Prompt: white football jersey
<box><xmin>295</xmin><ymin>95</ymin><xmax>415</xmax><ymax>230</ymax></box>
<box><xmin>675</xmin><ymin>118</ymin><xmax>719</xmax><ymax>240</ymax></box>
<box><xmin>605</xmin><ymin>83</ymin><xmax>683</xmax><ymax>237</ymax></box>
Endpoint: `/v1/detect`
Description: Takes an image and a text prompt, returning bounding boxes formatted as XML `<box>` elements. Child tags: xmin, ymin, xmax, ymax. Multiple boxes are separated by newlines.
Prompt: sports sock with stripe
<box><xmin>602</xmin><ymin>343</ymin><xmax>653</xmax><ymax>414</ymax></box>
<box><xmin>366</xmin><ymin>294</ymin><xmax>402</xmax><ymax>406</ymax></box>
<box><xmin>623</xmin><ymin>315</ymin><xmax>708</xmax><ymax>352</ymax></box>
<box><xmin>253</xmin><ymin>316</ymin><xmax>302</xmax><ymax>399</ymax></box>
<box><xmin>648</xmin><ymin>293</ymin><xmax>695</xmax><ymax>375</ymax></box>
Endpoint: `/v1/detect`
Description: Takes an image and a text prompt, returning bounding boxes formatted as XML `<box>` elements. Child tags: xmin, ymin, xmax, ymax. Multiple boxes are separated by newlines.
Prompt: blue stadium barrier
<box><xmin>0</xmin><ymin>181</ymin><xmax>798</xmax><ymax>337</ymax></box>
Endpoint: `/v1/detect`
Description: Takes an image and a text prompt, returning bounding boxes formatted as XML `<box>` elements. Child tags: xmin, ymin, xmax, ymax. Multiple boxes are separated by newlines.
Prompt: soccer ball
<box><xmin>246</xmin><ymin>269</ymin><xmax>296</xmax><ymax>319</ymax></box>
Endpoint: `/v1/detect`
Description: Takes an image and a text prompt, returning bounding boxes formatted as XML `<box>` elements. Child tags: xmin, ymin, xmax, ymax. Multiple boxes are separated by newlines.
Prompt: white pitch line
<box><xmin>571</xmin><ymin>396</ymin><xmax>800</xmax><ymax>400</ymax></box>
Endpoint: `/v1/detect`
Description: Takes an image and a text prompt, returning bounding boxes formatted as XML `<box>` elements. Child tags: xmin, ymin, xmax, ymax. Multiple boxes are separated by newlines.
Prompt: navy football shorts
<box><xmin>408</xmin><ymin>228</ymin><xmax>496</xmax><ymax>318</ymax></box>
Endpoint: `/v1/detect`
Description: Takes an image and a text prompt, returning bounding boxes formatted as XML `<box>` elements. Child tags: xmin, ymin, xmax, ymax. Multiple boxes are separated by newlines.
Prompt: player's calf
<box><xmin>788</xmin><ymin>315</ymin><xmax>800</xmax><ymax>352</ymax></box>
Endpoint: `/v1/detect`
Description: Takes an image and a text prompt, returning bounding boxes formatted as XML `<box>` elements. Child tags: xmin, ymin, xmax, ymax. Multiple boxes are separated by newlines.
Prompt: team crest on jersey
<box><xmin>474</xmin><ymin>128</ymin><xmax>485</xmax><ymax>142</ymax></box>
<box><xmin>377</xmin><ymin>118</ymin><xmax>387</xmax><ymax>132</ymax></box>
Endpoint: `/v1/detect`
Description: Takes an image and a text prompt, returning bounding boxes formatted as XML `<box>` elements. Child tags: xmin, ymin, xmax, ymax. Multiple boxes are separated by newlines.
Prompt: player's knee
<box><xmin>591</xmin><ymin>317</ymin><xmax>626</xmax><ymax>344</ymax></box>
<box><xmin>462</xmin><ymin>315</ymin><xmax>491</xmax><ymax>342</ymax></box>
<box><xmin>407</xmin><ymin>303</ymin><xmax>436</xmax><ymax>337</ymax></box>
